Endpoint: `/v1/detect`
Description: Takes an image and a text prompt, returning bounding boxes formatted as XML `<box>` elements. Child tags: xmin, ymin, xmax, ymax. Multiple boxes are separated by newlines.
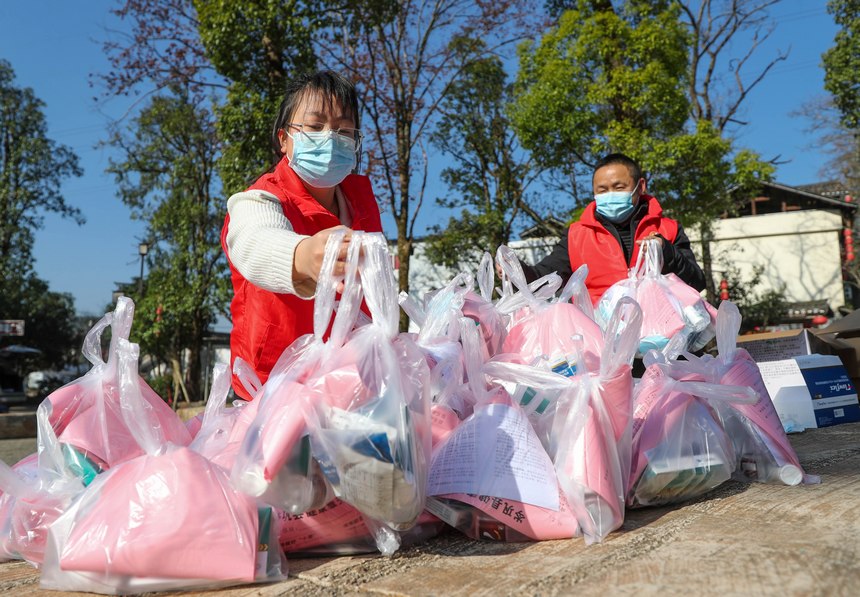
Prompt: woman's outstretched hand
<box><xmin>293</xmin><ymin>225</ymin><xmax>353</xmax><ymax>294</ymax></box>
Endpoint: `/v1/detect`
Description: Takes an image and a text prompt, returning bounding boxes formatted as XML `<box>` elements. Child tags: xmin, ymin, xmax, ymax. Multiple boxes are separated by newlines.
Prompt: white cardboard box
<box><xmin>756</xmin><ymin>354</ymin><xmax>860</xmax><ymax>429</ymax></box>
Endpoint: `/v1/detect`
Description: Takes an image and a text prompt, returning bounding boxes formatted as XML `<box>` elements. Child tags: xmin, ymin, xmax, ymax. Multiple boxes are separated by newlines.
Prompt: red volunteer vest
<box><xmin>568</xmin><ymin>195</ymin><xmax>678</xmax><ymax>305</ymax></box>
<box><xmin>221</xmin><ymin>159</ymin><xmax>383</xmax><ymax>400</ymax></box>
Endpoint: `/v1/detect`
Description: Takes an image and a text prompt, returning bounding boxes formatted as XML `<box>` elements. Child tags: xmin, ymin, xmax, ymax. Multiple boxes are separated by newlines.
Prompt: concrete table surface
<box><xmin>1</xmin><ymin>422</ymin><xmax>858</xmax><ymax>596</ymax></box>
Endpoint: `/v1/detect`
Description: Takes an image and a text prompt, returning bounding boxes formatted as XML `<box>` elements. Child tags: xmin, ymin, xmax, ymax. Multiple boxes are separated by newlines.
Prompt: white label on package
<box><xmin>427</xmin><ymin>403</ymin><xmax>560</xmax><ymax>511</ymax></box>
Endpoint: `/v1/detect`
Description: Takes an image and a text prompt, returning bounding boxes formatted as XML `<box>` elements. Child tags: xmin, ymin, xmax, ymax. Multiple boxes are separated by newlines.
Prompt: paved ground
<box><xmin>0</xmin><ymin>438</ymin><xmax>35</xmax><ymax>466</ymax></box>
<box><xmin>1</xmin><ymin>423</ymin><xmax>859</xmax><ymax>596</ymax></box>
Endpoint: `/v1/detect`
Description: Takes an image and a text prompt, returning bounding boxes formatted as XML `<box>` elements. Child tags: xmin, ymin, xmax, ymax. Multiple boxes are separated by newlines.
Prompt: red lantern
<box><xmin>719</xmin><ymin>279</ymin><xmax>728</xmax><ymax>290</ymax></box>
<box><xmin>846</xmin><ymin>195</ymin><xmax>854</xmax><ymax>203</ymax></box>
<box><xmin>845</xmin><ymin>228</ymin><xmax>853</xmax><ymax>237</ymax></box>
<box><xmin>847</xmin><ymin>252</ymin><xmax>855</xmax><ymax>262</ymax></box>
<box><xmin>812</xmin><ymin>315</ymin><xmax>828</xmax><ymax>326</ymax></box>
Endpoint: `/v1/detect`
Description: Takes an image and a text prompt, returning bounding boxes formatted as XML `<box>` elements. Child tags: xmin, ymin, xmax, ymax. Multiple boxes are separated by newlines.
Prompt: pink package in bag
<box><xmin>43</xmin><ymin>298</ymin><xmax>190</xmax><ymax>472</ymax></box>
<box><xmin>232</xmin><ymin>230</ymin><xmax>364</xmax><ymax>513</ymax></box>
<box><xmin>424</xmin><ymin>321</ymin><xmax>578</xmax><ymax>543</ymax></box>
<box><xmin>597</xmin><ymin>240</ymin><xmax>687</xmax><ymax>356</ymax></box>
<box><xmin>546</xmin><ymin>298</ymin><xmax>641</xmax><ymax>544</ymax></box>
<box><xmin>711</xmin><ymin>301</ymin><xmax>817</xmax><ymax>485</ymax></box>
<box><xmin>41</xmin><ymin>339</ymin><xmax>283</xmax><ymax>594</ymax></box>
<box><xmin>496</xmin><ymin>246</ymin><xmax>604</xmax><ymax>372</ymax></box>
<box><xmin>305</xmin><ymin>233</ymin><xmax>432</xmax><ymax>539</ymax></box>
<box><xmin>0</xmin><ymin>398</ymin><xmax>89</xmax><ymax>566</ymax></box>
<box><xmin>279</xmin><ymin>497</ymin><xmax>375</xmax><ymax>555</ymax></box>
<box><xmin>461</xmin><ymin>252</ymin><xmax>508</xmax><ymax>357</ymax></box>
<box><xmin>628</xmin><ymin>364</ymin><xmax>757</xmax><ymax>508</ymax></box>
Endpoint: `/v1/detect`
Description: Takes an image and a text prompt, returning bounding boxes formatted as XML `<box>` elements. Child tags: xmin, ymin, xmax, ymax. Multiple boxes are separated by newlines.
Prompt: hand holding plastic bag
<box><xmin>306</xmin><ymin>233</ymin><xmax>432</xmax><ymax>541</ymax></box>
<box><xmin>232</xmin><ymin>230</ymin><xmax>362</xmax><ymax>512</ymax></box>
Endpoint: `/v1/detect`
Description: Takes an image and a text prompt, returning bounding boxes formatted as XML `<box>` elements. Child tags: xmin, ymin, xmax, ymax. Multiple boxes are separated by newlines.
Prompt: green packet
<box><xmin>61</xmin><ymin>444</ymin><xmax>102</xmax><ymax>486</ymax></box>
<box><xmin>256</xmin><ymin>506</ymin><xmax>285</xmax><ymax>580</ymax></box>
<box><xmin>633</xmin><ymin>452</ymin><xmax>728</xmax><ymax>506</ymax></box>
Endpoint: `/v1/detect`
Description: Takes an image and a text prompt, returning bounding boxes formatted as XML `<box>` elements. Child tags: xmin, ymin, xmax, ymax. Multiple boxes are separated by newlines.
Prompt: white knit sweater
<box><xmin>225</xmin><ymin>186</ymin><xmax>352</xmax><ymax>298</ymax></box>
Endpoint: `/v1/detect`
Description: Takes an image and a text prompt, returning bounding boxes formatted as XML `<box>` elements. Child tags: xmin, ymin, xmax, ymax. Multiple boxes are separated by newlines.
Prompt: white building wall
<box><xmin>404</xmin><ymin>237</ymin><xmax>560</xmax><ymax>302</ymax></box>
<box><xmin>687</xmin><ymin>210</ymin><xmax>846</xmax><ymax>309</ymax></box>
<box><xmin>404</xmin><ymin>209</ymin><xmax>847</xmax><ymax>313</ymax></box>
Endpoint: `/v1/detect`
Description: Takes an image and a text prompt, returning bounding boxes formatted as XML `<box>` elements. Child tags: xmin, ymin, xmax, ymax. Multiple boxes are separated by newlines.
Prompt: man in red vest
<box><xmin>519</xmin><ymin>153</ymin><xmax>706</xmax><ymax>304</ymax></box>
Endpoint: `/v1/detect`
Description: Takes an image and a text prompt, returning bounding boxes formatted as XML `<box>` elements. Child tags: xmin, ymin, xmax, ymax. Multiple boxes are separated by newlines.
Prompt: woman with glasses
<box><xmin>221</xmin><ymin>70</ymin><xmax>383</xmax><ymax>399</ymax></box>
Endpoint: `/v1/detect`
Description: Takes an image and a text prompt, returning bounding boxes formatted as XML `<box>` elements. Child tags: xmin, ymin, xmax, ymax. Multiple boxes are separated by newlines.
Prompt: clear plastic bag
<box><xmin>496</xmin><ymin>245</ymin><xmax>604</xmax><ymax>373</ymax></box>
<box><xmin>305</xmin><ymin>233</ymin><xmax>432</xmax><ymax>543</ymax></box>
<box><xmin>0</xmin><ymin>426</ymin><xmax>83</xmax><ymax>567</ymax></box>
<box><xmin>461</xmin><ymin>252</ymin><xmax>508</xmax><ymax>356</ymax></box>
<box><xmin>598</xmin><ymin>239</ymin><xmax>713</xmax><ymax>357</ymax></box>
<box><xmin>708</xmin><ymin>301</ymin><xmax>816</xmax><ymax>485</ymax></box>
<box><xmin>40</xmin><ymin>297</ymin><xmax>191</xmax><ymax>475</ymax></box>
<box><xmin>41</xmin><ymin>339</ymin><xmax>287</xmax><ymax>594</ymax></box>
<box><xmin>427</xmin><ymin>321</ymin><xmax>578</xmax><ymax>542</ymax></box>
<box><xmin>232</xmin><ymin>230</ymin><xmax>362</xmax><ymax>512</ymax></box>
<box><xmin>628</xmin><ymin>364</ymin><xmax>757</xmax><ymax>507</ymax></box>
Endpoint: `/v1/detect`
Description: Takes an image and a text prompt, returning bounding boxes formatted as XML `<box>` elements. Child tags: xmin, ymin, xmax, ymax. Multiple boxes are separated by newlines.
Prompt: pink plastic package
<box><xmin>628</xmin><ymin>363</ymin><xmax>758</xmax><ymax>507</ymax></box>
<box><xmin>597</xmin><ymin>240</ymin><xmax>687</xmax><ymax>356</ymax></box>
<box><xmin>301</xmin><ymin>233</ymin><xmax>432</xmax><ymax>554</ymax></box>
<box><xmin>496</xmin><ymin>246</ymin><xmax>604</xmax><ymax>373</ymax></box>
<box><xmin>547</xmin><ymin>297</ymin><xmax>641</xmax><ymax>544</ymax></box>
<box><xmin>41</xmin><ymin>339</ymin><xmax>286</xmax><ymax>594</ymax></box>
<box><xmin>42</xmin><ymin>297</ymin><xmax>191</xmax><ymax>474</ymax></box>
<box><xmin>425</xmin><ymin>318</ymin><xmax>578</xmax><ymax>542</ymax></box>
<box><xmin>461</xmin><ymin>252</ymin><xmax>508</xmax><ymax>357</ymax></box>
<box><xmin>704</xmin><ymin>301</ymin><xmax>816</xmax><ymax>485</ymax></box>
<box><xmin>232</xmin><ymin>230</ymin><xmax>364</xmax><ymax>513</ymax></box>
<box><xmin>0</xmin><ymin>446</ymin><xmax>82</xmax><ymax>567</ymax></box>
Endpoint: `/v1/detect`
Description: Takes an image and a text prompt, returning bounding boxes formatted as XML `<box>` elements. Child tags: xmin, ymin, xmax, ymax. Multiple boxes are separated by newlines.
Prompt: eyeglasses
<box><xmin>285</xmin><ymin>123</ymin><xmax>362</xmax><ymax>149</ymax></box>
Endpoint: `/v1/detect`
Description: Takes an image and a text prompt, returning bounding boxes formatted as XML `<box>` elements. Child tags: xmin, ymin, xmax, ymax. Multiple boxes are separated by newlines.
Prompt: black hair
<box><xmin>593</xmin><ymin>153</ymin><xmax>643</xmax><ymax>184</ymax></box>
<box><xmin>270</xmin><ymin>70</ymin><xmax>360</xmax><ymax>165</ymax></box>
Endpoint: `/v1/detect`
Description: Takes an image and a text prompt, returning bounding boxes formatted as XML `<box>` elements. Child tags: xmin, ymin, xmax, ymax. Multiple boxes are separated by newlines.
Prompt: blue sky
<box><xmin>0</xmin><ymin>1</ymin><xmax>842</xmax><ymax>317</ymax></box>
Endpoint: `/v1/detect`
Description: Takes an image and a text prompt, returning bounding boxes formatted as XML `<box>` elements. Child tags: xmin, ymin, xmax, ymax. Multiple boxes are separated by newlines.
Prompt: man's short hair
<box><xmin>593</xmin><ymin>153</ymin><xmax>642</xmax><ymax>184</ymax></box>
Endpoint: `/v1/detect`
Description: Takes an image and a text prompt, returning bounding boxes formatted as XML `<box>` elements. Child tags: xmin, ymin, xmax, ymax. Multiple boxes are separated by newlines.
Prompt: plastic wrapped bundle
<box><xmin>39</xmin><ymin>297</ymin><xmax>191</xmax><ymax>477</ymax></box>
<box><xmin>305</xmin><ymin>233</ymin><xmax>432</xmax><ymax>542</ymax></box>
<box><xmin>657</xmin><ymin>302</ymin><xmax>817</xmax><ymax>486</ymax></box>
<box><xmin>461</xmin><ymin>252</ymin><xmax>508</xmax><ymax>357</ymax></box>
<box><xmin>0</xmin><ymin>441</ymin><xmax>83</xmax><ymax>567</ymax></box>
<box><xmin>424</xmin><ymin>319</ymin><xmax>578</xmax><ymax>542</ymax></box>
<box><xmin>232</xmin><ymin>230</ymin><xmax>364</xmax><ymax>513</ymax></box>
<box><xmin>628</xmin><ymin>365</ymin><xmax>757</xmax><ymax>507</ymax></box>
<box><xmin>496</xmin><ymin>245</ymin><xmax>604</xmax><ymax>373</ymax></box>
<box><xmin>41</xmin><ymin>339</ymin><xmax>286</xmax><ymax>594</ymax></box>
<box><xmin>597</xmin><ymin>239</ymin><xmax>712</xmax><ymax>357</ymax></box>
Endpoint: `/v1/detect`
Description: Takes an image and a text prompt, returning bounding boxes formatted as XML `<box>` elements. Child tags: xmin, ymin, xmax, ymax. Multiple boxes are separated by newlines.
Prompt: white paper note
<box><xmin>427</xmin><ymin>403</ymin><xmax>560</xmax><ymax>510</ymax></box>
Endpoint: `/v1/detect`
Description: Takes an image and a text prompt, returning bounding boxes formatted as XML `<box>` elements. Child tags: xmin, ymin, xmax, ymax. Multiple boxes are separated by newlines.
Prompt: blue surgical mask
<box><xmin>288</xmin><ymin>130</ymin><xmax>357</xmax><ymax>188</ymax></box>
<box><xmin>594</xmin><ymin>186</ymin><xmax>639</xmax><ymax>223</ymax></box>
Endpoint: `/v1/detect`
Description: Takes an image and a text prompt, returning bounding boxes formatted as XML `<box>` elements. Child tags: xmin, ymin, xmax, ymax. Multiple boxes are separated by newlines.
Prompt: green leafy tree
<box><xmin>0</xmin><ymin>274</ymin><xmax>79</xmax><ymax>370</ymax></box>
<box><xmin>0</xmin><ymin>59</ymin><xmax>83</xmax><ymax>369</ymax></box>
<box><xmin>321</xmin><ymin>0</ymin><xmax>537</xmax><ymax>328</ymax></box>
<box><xmin>511</xmin><ymin>0</ymin><xmax>694</xmax><ymax>205</ymax></box>
<box><xmin>194</xmin><ymin>0</ymin><xmax>325</xmax><ymax>192</ymax></box>
<box><xmin>512</xmin><ymin>0</ymin><xmax>776</xmax><ymax>301</ymax></box>
<box><xmin>823</xmin><ymin>0</ymin><xmax>860</xmax><ymax>130</ymax></box>
<box><xmin>425</xmin><ymin>51</ymin><xmax>542</xmax><ymax>269</ymax></box>
<box><xmin>0</xmin><ymin>59</ymin><xmax>83</xmax><ymax>279</ymax></box>
<box><xmin>107</xmin><ymin>90</ymin><xmax>229</xmax><ymax>403</ymax></box>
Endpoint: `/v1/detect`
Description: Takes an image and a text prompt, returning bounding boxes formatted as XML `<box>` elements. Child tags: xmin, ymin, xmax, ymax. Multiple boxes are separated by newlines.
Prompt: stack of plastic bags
<box><xmin>597</xmin><ymin>238</ymin><xmax>716</xmax><ymax>356</ymax></box>
<box><xmin>0</xmin><ymin>237</ymin><xmax>823</xmax><ymax>590</ymax></box>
